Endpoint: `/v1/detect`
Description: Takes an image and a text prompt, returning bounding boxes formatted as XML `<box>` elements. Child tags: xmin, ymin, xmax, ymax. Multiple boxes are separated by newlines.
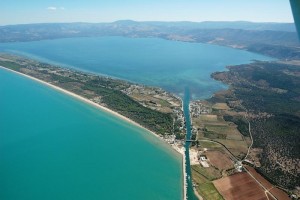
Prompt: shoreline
<box><xmin>0</xmin><ymin>66</ymin><xmax>159</xmax><ymax>140</ymax></box>
<box><xmin>0</xmin><ymin>65</ymin><xmax>187</xmax><ymax>200</ymax></box>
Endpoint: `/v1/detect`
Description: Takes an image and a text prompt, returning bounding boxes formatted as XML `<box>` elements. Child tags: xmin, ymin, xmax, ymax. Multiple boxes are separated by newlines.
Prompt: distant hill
<box><xmin>114</xmin><ymin>20</ymin><xmax>296</xmax><ymax>32</ymax></box>
<box><xmin>0</xmin><ymin>21</ymin><xmax>299</xmax><ymax>59</ymax></box>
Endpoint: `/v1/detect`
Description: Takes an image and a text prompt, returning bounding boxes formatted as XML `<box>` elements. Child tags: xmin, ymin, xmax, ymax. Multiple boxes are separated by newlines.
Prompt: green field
<box><xmin>191</xmin><ymin>165</ymin><xmax>224</xmax><ymax>200</ymax></box>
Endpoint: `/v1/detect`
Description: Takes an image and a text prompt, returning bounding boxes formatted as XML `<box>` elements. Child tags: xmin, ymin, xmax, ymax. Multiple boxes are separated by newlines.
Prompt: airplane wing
<box><xmin>290</xmin><ymin>0</ymin><xmax>300</xmax><ymax>40</ymax></box>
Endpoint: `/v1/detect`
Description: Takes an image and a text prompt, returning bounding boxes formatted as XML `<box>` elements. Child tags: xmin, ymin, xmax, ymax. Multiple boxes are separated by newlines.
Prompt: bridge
<box><xmin>185</xmin><ymin>139</ymin><xmax>196</xmax><ymax>142</ymax></box>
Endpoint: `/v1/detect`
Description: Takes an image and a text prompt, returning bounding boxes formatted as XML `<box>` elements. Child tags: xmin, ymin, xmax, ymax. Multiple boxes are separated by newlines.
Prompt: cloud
<box><xmin>47</xmin><ymin>6</ymin><xmax>65</xmax><ymax>11</ymax></box>
<box><xmin>47</xmin><ymin>6</ymin><xmax>57</xmax><ymax>10</ymax></box>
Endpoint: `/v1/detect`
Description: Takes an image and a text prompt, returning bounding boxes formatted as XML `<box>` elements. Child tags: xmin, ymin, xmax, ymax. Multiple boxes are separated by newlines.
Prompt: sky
<box><xmin>0</xmin><ymin>0</ymin><xmax>294</xmax><ymax>25</ymax></box>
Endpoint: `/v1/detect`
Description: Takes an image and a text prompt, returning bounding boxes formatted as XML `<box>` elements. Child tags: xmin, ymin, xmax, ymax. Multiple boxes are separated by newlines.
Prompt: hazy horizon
<box><xmin>0</xmin><ymin>0</ymin><xmax>294</xmax><ymax>25</ymax></box>
<box><xmin>0</xmin><ymin>19</ymin><xmax>296</xmax><ymax>27</ymax></box>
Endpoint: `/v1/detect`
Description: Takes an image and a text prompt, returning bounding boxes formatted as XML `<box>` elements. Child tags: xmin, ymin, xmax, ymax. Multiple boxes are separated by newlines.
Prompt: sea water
<box><xmin>0</xmin><ymin>69</ymin><xmax>182</xmax><ymax>200</ymax></box>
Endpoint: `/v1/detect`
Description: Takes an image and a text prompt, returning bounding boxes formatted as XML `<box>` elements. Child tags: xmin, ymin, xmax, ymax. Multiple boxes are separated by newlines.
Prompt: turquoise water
<box><xmin>0</xmin><ymin>36</ymin><xmax>273</xmax><ymax>99</ymax></box>
<box><xmin>0</xmin><ymin>68</ymin><xmax>183</xmax><ymax>200</ymax></box>
<box><xmin>183</xmin><ymin>88</ymin><xmax>197</xmax><ymax>200</ymax></box>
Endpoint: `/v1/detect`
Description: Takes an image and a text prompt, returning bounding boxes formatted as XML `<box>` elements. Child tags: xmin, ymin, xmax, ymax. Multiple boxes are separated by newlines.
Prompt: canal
<box><xmin>183</xmin><ymin>87</ymin><xmax>198</xmax><ymax>200</ymax></box>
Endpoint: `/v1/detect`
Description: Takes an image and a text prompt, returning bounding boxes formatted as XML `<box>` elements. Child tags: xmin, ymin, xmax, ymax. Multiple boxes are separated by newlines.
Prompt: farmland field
<box><xmin>206</xmin><ymin>151</ymin><xmax>234</xmax><ymax>170</ymax></box>
<box><xmin>213</xmin><ymin>172</ymin><xmax>268</xmax><ymax>200</ymax></box>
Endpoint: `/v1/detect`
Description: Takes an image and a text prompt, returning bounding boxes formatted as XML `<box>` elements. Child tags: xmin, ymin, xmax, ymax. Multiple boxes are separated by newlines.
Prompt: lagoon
<box><xmin>0</xmin><ymin>36</ymin><xmax>273</xmax><ymax>99</ymax></box>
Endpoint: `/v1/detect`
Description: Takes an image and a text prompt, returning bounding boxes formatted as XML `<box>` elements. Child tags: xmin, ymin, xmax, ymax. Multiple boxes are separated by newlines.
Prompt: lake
<box><xmin>0</xmin><ymin>36</ymin><xmax>273</xmax><ymax>99</ymax></box>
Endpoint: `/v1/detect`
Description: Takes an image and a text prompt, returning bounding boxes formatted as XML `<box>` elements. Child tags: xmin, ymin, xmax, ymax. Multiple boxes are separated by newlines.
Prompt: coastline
<box><xmin>0</xmin><ymin>65</ymin><xmax>187</xmax><ymax>200</ymax></box>
<box><xmin>0</xmin><ymin>66</ymin><xmax>157</xmax><ymax>140</ymax></box>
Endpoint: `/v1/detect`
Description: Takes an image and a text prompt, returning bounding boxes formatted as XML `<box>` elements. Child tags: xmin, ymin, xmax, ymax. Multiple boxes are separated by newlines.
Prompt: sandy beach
<box><xmin>0</xmin><ymin>65</ymin><xmax>187</xmax><ymax>200</ymax></box>
<box><xmin>0</xmin><ymin>66</ymin><xmax>158</xmax><ymax>136</ymax></box>
<box><xmin>189</xmin><ymin>148</ymin><xmax>199</xmax><ymax>165</ymax></box>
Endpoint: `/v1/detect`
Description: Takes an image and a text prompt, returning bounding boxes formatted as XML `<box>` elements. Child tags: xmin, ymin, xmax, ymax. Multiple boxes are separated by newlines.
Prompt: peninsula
<box><xmin>188</xmin><ymin>60</ymin><xmax>300</xmax><ymax>199</ymax></box>
<box><xmin>0</xmin><ymin>53</ymin><xmax>185</xmax><ymax>138</ymax></box>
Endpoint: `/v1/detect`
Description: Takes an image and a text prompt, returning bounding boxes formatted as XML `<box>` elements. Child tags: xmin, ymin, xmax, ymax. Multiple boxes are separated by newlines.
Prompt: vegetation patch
<box><xmin>211</xmin><ymin>61</ymin><xmax>300</xmax><ymax>191</ymax></box>
<box><xmin>191</xmin><ymin>165</ymin><xmax>224</xmax><ymax>200</ymax></box>
<box><xmin>0</xmin><ymin>54</ymin><xmax>178</xmax><ymax>136</ymax></box>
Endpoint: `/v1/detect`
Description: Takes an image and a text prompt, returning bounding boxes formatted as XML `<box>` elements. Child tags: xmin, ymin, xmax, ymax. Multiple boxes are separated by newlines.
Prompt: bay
<box><xmin>0</xmin><ymin>36</ymin><xmax>274</xmax><ymax>99</ymax></box>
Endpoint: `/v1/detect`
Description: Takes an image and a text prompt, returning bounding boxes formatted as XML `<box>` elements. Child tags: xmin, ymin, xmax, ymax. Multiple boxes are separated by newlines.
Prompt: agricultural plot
<box><xmin>213</xmin><ymin>172</ymin><xmax>268</xmax><ymax>200</ymax></box>
<box><xmin>199</xmin><ymin>141</ymin><xmax>224</xmax><ymax>149</ymax></box>
<box><xmin>191</xmin><ymin>101</ymin><xmax>249</xmax><ymax>158</ymax></box>
<box><xmin>191</xmin><ymin>165</ymin><xmax>224</xmax><ymax>200</ymax></box>
<box><xmin>205</xmin><ymin>124</ymin><xmax>244</xmax><ymax>140</ymax></box>
<box><xmin>206</xmin><ymin>151</ymin><xmax>234</xmax><ymax>170</ymax></box>
<box><xmin>245</xmin><ymin>166</ymin><xmax>290</xmax><ymax>200</ymax></box>
<box><xmin>199</xmin><ymin>114</ymin><xmax>218</xmax><ymax>122</ymax></box>
<box><xmin>212</xmin><ymin>103</ymin><xmax>230</xmax><ymax>110</ymax></box>
<box><xmin>214</xmin><ymin>139</ymin><xmax>248</xmax><ymax>158</ymax></box>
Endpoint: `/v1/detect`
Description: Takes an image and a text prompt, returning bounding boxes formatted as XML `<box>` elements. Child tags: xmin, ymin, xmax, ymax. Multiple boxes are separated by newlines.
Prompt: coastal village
<box><xmin>123</xmin><ymin>84</ymin><xmax>186</xmax><ymax>153</ymax></box>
